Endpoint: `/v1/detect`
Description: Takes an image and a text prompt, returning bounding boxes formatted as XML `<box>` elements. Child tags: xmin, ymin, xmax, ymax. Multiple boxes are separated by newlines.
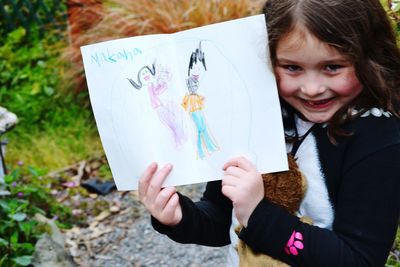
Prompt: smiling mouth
<box><xmin>302</xmin><ymin>98</ymin><xmax>335</xmax><ymax>108</ymax></box>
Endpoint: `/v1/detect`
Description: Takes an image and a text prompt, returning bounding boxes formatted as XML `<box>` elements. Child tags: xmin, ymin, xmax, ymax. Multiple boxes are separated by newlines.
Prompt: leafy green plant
<box><xmin>0</xmin><ymin>28</ymin><xmax>59</xmax><ymax>126</ymax></box>
<box><xmin>0</xmin><ymin>26</ymin><xmax>103</xmax><ymax>169</ymax></box>
<box><xmin>0</xmin><ymin>0</ymin><xmax>66</xmax><ymax>37</ymax></box>
<box><xmin>386</xmin><ymin>228</ymin><xmax>400</xmax><ymax>267</ymax></box>
<box><xmin>381</xmin><ymin>0</ymin><xmax>400</xmax><ymax>44</ymax></box>
<box><xmin>0</xmin><ymin>166</ymin><xmax>72</xmax><ymax>267</ymax></box>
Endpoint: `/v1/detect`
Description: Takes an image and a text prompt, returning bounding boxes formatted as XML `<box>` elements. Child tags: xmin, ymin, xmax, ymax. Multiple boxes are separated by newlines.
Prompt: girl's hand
<box><xmin>138</xmin><ymin>163</ymin><xmax>182</xmax><ymax>227</ymax></box>
<box><xmin>222</xmin><ymin>157</ymin><xmax>264</xmax><ymax>228</ymax></box>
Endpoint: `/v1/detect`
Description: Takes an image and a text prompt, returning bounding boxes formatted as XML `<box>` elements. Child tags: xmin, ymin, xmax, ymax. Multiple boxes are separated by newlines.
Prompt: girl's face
<box><xmin>140</xmin><ymin>67</ymin><xmax>154</xmax><ymax>85</ymax></box>
<box><xmin>190</xmin><ymin>62</ymin><xmax>205</xmax><ymax>80</ymax></box>
<box><xmin>275</xmin><ymin>26</ymin><xmax>363</xmax><ymax>123</ymax></box>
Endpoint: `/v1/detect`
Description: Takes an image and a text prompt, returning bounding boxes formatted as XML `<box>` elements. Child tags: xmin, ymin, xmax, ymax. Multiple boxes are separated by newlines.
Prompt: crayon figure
<box><xmin>182</xmin><ymin>42</ymin><xmax>219</xmax><ymax>159</ymax></box>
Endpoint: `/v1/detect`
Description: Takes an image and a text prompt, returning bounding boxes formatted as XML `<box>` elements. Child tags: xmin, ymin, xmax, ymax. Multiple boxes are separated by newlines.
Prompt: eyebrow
<box><xmin>276</xmin><ymin>57</ymin><xmax>350</xmax><ymax>65</ymax></box>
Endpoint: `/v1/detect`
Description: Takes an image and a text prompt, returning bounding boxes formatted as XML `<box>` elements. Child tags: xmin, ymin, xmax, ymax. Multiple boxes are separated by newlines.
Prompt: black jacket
<box><xmin>153</xmin><ymin>110</ymin><xmax>400</xmax><ymax>267</ymax></box>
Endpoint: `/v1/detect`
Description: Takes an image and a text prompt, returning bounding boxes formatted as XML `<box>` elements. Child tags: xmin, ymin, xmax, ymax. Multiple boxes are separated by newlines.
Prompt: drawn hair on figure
<box><xmin>127</xmin><ymin>62</ymin><xmax>156</xmax><ymax>90</ymax></box>
<box><xmin>188</xmin><ymin>41</ymin><xmax>207</xmax><ymax>76</ymax></box>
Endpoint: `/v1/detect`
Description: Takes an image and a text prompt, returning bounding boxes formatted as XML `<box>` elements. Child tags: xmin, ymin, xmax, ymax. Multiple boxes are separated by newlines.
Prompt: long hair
<box><xmin>188</xmin><ymin>41</ymin><xmax>207</xmax><ymax>77</ymax></box>
<box><xmin>263</xmin><ymin>0</ymin><xmax>400</xmax><ymax>142</ymax></box>
<box><xmin>127</xmin><ymin>63</ymin><xmax>156</xmax><ymax>89</ymax></box>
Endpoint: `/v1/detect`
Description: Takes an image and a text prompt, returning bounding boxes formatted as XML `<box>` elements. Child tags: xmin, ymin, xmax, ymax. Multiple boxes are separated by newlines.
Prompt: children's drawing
<box><xmin>128</xmin><ymin>62</ymin><xmax>187</xmax><ymax>148</ymax></box>
<box><xmin>81</xmin><ymin>15</ymin><xmax>289</xmax><ymax>190</ymax></box>
<box><xmin>182</xmin><ymin>42</ymin><xmax>219</xmax><ymax>159</ymax></box>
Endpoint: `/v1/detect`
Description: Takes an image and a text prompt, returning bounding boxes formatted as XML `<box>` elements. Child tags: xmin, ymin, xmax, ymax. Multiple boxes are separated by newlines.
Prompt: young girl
<box><xmin>138</xmin><ymin>0</ymin><xmax>400</xmax><ymax>266</ymax></box>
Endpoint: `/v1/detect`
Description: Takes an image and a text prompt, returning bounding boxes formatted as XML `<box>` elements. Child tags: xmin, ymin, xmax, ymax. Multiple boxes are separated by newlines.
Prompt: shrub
<box><xmin>0</xmin><ymin>166</ymin><xmax>72</xmax><ymax>267</ymax></box>
<box><xmin>381</xmin><ymin>0</ymin><xmax>400</xmax><ymax>44</ymax></box>
<box><xmin>0</xmin><ymin>27</ymin><xmax>102</xmax><ymax>169</ymax></box>
<box><xmin>0</xmin><ymin>27</ymin><xmax>84</xmax><ymax>132</ymax></box>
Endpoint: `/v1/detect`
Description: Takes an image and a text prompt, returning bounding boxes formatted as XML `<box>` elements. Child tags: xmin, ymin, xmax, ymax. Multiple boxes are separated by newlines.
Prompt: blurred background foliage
<box><xmin>1</xmin><ymin>0</ymin><xmax>398</xmax><ymax>170</ymax></box>
<box><xmin>0</xmin><ymin>26</ymin><xmax>103</xmax><ymax>169</ymax></box>
<box><xmin>0</xmin><ymin>0</ymin><xmax>399</xmax><ymax>266</ymax></box>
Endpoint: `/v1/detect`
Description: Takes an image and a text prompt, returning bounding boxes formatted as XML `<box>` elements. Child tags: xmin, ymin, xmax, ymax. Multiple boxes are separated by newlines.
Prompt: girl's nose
<box><xmin>300</xmin><ymin>80</ymin><xmax>327</xmax><ymax>97</ymax></box>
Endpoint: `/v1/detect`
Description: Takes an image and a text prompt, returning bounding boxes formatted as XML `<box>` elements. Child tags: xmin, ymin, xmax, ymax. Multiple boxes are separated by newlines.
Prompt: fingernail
<box><xmin>165</xmin><ymin>163</ymin><xmax>172</xmax><ymax>170</ymax></box>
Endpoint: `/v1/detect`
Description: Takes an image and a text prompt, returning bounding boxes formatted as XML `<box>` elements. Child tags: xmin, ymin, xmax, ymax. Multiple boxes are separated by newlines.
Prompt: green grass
<box><xmin>6</xmin><ymin>91</ymin><xmax>104</xmax><ymax>170</ymax></box>
<box><xmin>5</xmin><ymin>117</ymin><xmax>103</xmax><ymax>171</ymax></box>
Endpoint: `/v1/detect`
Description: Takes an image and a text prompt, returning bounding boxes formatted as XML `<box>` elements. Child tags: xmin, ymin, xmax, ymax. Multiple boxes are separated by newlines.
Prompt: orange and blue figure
<box><xmin>182</xmin><ymin>42</ymin><xmax>218</xmax><ymax>159</ymax></box>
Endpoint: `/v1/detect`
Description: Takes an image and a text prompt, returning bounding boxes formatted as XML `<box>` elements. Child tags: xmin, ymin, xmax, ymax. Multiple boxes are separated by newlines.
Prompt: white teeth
<box><xmin>305</xmin><ymin>98</ymin><xmax>332</xmax><ymax>105</ymax></box>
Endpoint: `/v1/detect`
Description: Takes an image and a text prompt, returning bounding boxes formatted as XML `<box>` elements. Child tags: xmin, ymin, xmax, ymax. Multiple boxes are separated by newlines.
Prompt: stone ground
<box><xmin>44</xmin><ymin>158</ymin><xmax>399</xmax><ymax>266</ymax></box>
<box><xmin>64</xmin><ymin>183</ymin><xmax>229</xmax><ymax>267</ymax></box>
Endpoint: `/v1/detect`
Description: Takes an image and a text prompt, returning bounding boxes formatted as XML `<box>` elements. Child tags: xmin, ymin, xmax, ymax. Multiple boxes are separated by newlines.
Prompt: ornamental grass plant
<box><xmin>62</xmin><ymin>0</ymin><xmax>265</xmax><ymax>93</ymax></box>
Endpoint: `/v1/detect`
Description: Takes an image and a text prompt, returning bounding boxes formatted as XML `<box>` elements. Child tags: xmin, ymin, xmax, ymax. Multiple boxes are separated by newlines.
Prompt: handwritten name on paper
<box><xmin>90</xmin><ymin>48</ymin><xmax>143</xmax><ymax>67</ymax></box>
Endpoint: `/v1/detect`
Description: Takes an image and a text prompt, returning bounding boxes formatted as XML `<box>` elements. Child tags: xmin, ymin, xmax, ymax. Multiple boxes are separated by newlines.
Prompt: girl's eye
<box><xmin>283</xmin><ymin>65</ymin><xmax>302</xmax><ymax>72</ymax></box>
<box><xmin>324</xmin><ymin>64</ymin><xmax>342</xmax><ymax>72</ymax></box>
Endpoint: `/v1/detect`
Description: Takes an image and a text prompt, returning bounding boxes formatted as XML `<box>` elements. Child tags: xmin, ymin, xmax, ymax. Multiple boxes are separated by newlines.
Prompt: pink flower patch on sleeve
<box><xmin>284</xmin><ymin>230</ymin><xmax>304</xmax><ymax>256</ymax></box>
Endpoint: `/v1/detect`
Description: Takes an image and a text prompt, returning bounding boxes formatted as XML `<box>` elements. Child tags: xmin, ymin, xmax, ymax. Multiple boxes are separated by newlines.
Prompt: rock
<box><xmin>34</xmin><ymin>213</ymin><xmax>64</xmax><ymax>246</ymax></box>
<box><xmin>32</xmin><ymin>234</ymin><xmax>76</xmax><ymax>267</ymax></box>
<box><xmin>0</xmin><ymin>106</ymin><xmax>18</xmax><ymax>134</ymax></box>
<box><xmin>109</xmin><ymin>205</ymin><xmax>120</xmax><ymax>213</ymax></box>
<box><xmin>0</xmin><ymin>188</ymin><xmax>10</xmax><ymax>196</ymax></box>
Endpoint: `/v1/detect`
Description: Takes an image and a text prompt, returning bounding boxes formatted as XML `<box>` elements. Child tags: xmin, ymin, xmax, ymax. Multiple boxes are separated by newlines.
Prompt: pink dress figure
<box><xmin>128</xmin><ymin>63</ymin><xmax>186</xmax><ymax>148</ymax></box>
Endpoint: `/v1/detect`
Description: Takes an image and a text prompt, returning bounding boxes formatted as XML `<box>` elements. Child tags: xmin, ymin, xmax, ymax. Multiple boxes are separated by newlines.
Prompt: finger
<box><xmin>222</xmin><ymin>174</ymin><xmax>240</xmax><ymax>187</ymax></box>
<box><xmin>224</xmin><ymin>166</ymin><xmax>246</xmax><ymax>178</ymax></box>
<box><xmin>223</xmin><ymin>156</ymin><xmax>254</xmax><ymax>172</ymax></box>
<box><xmin>154</xmin><ymin>187</ymin><xmax>176</xmax><ymax>211</ymax></box>
<box><xmin>138</xmin><ymin>162</ymin><xmax>158</xmax><ymax>200</ymax></box>
<box><xmin>221</xmin><ymin>184</ymin><xmax>236</xmax><ymax>200</ymax></box>
<box><xmin>147</xmin><ymin>164</ymin><xmax>173</xmax><ymax>200</ymax></box>
<box><xmin>162</xmin><ymin>192</ymin><xmax>180</xmax><ymax>221</ymax></box>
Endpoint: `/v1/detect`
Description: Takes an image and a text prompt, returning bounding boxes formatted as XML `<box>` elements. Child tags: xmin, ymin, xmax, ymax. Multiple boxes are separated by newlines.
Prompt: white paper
<box><xmin>81</xmin><ymin>15</ymin><xmax>288</xmax><ymax>190</ymax></box>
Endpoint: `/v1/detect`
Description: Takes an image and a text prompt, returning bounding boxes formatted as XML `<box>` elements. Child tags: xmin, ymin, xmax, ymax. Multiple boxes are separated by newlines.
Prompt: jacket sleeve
<box><xmin>152</xmin><ymin>180</ymin><xmax>233</xmax><ymax>247</ymax></box>
<box><xmin>239</xmin><ymin>144</ymin><xmax>400</xmax><ymax>267</ymax></box>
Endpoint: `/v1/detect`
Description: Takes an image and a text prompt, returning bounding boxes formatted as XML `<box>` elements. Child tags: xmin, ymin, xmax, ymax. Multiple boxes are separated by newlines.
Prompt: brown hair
<box><xmin>263</xmin><ymin>0</ymin><xmax>400</xmax><ymax>142</ymax></box>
